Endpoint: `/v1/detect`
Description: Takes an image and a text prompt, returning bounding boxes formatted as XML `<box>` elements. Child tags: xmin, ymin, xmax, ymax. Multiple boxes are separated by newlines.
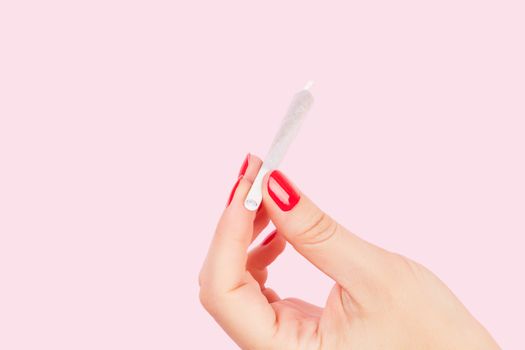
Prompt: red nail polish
<box><xmin>262</xmin><ymin>230</ymin><xmax>277</xmax><ymax>246</ymax></box>
<box><xmin>267</xmin><ymin>170</ymin><xmax>300</xmax><ymax>211</ymax></box>
<box><xmin>226</xmin><ymin>175</ymin><xmax>242</xmax><ymax>207</ymax></box>
<box><xmin>238</xmin><ymin>153</ymin><xmax>250</xmax><ymax>177</ymax></box>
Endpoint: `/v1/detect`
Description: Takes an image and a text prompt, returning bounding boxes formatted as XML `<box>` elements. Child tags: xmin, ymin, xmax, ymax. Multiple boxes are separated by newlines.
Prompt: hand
<box><xmin>199</xmin><ymin>154</ymin><xmax>500</xmax><ymax>350</ymax></box>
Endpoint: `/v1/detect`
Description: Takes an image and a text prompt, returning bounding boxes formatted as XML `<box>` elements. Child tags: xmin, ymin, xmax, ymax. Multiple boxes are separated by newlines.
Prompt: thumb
<box><xmin>262</xmin><ymin>169</ymin><xmax>392</xmax><ymax>305</ymax></box>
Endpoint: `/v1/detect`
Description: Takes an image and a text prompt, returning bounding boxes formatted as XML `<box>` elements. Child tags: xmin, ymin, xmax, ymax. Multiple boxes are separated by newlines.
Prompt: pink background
<box><xmin>1</xmin><ymin>1</ymin><xmax>524</xmax><ymax>349</ymax></box>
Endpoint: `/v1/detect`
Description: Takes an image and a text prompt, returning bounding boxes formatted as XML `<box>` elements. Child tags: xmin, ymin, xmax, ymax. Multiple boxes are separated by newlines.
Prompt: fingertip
<box><xmin>249</xmin><ymin>153</ymin><xmax>263</xmax><ymax>164</ymax></box>
<box><xmin>262</xmin><ymin>231</ymin><xmax>286</xmax><ymax>253</ymax></box>
<box><xmin>247</xmin><ymin>230</ymin><xmax>286</xmax><ymax>271</ymax></box>
<box><xmin>243</xmin><ymin>154</ymin><xmax>263</xmax><ymax>182</ymax></box>
<box><xmin>261</xmin><ymin>230</ymin><xmax>278</xmax><ymax>246</ymax></box>
<box><xmin>261</xmin><ymin>169</ymin><xmax>304</xmax><ymax>219</ymax></box>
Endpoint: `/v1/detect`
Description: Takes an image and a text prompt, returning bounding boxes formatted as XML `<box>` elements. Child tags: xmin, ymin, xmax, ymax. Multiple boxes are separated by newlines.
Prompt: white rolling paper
<box><xmin>244</xmin><ymin>83</ymin><xmax>314</xmax><ymax>211</ymax></box>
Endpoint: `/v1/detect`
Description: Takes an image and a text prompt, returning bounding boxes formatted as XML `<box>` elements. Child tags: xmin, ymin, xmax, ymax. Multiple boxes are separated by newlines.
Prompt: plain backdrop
<box><xmin>1</xmin><ymin>1</ymin><xmax>524</xmax><ymax>349</ymax></box>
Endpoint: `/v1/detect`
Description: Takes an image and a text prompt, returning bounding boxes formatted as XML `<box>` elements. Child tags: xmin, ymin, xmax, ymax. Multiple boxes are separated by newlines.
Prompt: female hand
<box><xmin>199</xmin><ymin>154</ymin><xmax>500</xmax><ymax>350</ymax></box>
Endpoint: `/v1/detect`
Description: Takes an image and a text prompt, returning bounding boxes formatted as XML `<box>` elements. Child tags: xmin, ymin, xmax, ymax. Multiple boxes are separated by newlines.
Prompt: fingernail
<box><xmin>262</xmin><ymin>230</ymin><xmax>277</xmax><ymax>246</ymax></box>
<box><xmin>226</xmin><ymin>175</ymin><xmax>243</xmax><ymax>207</ymax></box>
<box><xmin>267</xmin><ymin>170</ymin><xmax>300</xmax><ymax>211</ymax></box>
<box><xmin>238</xmin><ymin>153</ymin><xmax>250</xmax><ymax>177</ymax></box>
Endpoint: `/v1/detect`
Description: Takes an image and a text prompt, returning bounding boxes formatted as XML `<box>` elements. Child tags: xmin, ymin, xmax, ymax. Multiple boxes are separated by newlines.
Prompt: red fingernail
<box><xmin>267</xmin><ymin>170</ymin><xmax>300</xmax><ymax>211</ymax></box>
<box><xmin>238</xmin><ymin>153</ymin><xmax>250</xmax><ymax>177</ymax></box>
<box><xmin>226</xmin><ymin>175</ymin><xmax>242</xmax><ymax>207</ymax></box>
<box><xmin>262</xmin><ymin>230</ymin><xmax>277</xmax><ymax>246</ymax></box>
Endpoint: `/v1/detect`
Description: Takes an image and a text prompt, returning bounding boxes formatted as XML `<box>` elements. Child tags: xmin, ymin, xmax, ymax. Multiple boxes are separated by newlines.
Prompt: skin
<box><xmin>199</xmin><ymin>154</ymin><xmax>500</xmax><ymax>350</ymax></box>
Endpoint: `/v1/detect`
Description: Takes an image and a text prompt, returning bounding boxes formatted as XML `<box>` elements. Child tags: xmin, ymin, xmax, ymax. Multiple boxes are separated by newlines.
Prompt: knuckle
<box><xmin>381</xmin><ymin>252</ymin><xmax>427</xmax><ymax>296</ymax></box>
<box><xmin>197</xmin><ymin>271</ymin><xmax>218</xmax><ymax>312</ymax></box>
<box><xmin>296</xmin><ymin>212</ymin><xmax>340</xmax><ymax>246</ymax></box>
<box><xmin>198</xmin><ymin>287</ymin><xmax>210</xmax><ymax>308</ymax></box>
<box><xmin>198</xmin><ymin>287</ymin><xmax>219</xmax><ymax>313</ymax></box>
<box><xmin>391</xmin><ymin>253</ymin><xmax>424</xmax><ymax>279</ymax></box>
